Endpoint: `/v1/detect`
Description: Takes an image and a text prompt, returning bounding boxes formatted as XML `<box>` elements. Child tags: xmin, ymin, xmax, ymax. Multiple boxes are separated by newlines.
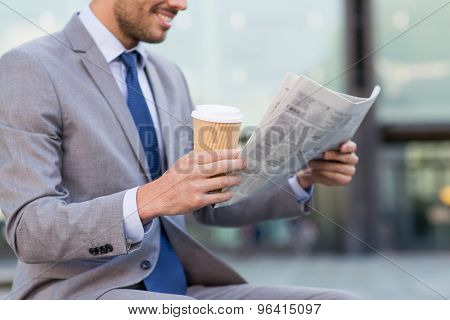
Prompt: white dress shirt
<box><xmin>78</xmin><ymin>5</ymin><xmax>313</xmax><ymax>249</ymax></box>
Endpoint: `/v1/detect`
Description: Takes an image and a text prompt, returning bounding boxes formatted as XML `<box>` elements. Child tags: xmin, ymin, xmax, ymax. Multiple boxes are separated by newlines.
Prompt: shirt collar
<box><xmin>78</xmin><ymin>5</ymin><xmax>147</xmax><ymax>68</ymax></box>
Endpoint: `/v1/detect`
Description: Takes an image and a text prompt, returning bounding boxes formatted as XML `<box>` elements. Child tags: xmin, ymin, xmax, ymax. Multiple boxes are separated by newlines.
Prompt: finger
<box><xmin>323</xmin><ymin>151</ymin><xmax>359</xmax><ymax>165</ymax></box>
<box><xmin>299</xmin><ymin>168</ymin><xmax>312</xmax><ymax>176</ymax></box>
<box><xmin>199</xmin><ymin>158</ymin><xmax>247</xmax><ymax>176</ymax></box>
<box><xmin>200</xmin><ymin>174</ymin><xmax>242</xmax><ymax>192</ymax></box>
<box><xmin>312</xmin><ymin>171</ymin><xmax>353</xmax><ymax>186</ymax></box>
<box><xmin>203</xmin><ymin>190</ymin><xmax>234</xmax><ymax>205</ymax></box>
<box><xmin>340</xmin><ymin>140</ymin><xmax>357</xmax><ymax>153</ymax></box>
<box><xmin>194</xmin><ymin>149</ymin><xmax>240</xmax><ymax>164</ymax></box>
<box><xmin>309</xmin><ymin>161</ymin><xmax>356</xmax><ymax>176</ymax></box>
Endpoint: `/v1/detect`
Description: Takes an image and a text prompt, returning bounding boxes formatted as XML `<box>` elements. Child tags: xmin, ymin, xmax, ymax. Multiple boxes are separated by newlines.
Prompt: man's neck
<box><xmin>89</xmin><ymin>2</ymin><xmax>138</xmax><ymax>49</ymax></box>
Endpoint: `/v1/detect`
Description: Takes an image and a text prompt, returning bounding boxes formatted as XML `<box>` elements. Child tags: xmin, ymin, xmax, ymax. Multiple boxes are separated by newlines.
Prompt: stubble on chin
<box><xmin>113</xmin><ymin>0</ymin><xmax>166</xmax><ymax>44</ymax></box>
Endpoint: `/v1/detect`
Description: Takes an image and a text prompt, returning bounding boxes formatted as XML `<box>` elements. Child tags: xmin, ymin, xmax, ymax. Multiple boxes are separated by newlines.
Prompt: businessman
<box><xmin>0</xmin><ymin>0</ymin><xmax>359</xmax><ymax>299</ymax></box>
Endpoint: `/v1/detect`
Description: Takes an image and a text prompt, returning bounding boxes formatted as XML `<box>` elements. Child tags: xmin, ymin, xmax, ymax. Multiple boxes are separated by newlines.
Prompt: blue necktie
<box><xmin>120</xmin><ymin>51</ymin><xmax>187</xmax><ymax>295</ymax></box>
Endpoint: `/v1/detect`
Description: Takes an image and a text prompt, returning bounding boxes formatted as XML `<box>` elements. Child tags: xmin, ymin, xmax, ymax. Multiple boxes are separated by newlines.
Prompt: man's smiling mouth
<box><xmin>154</xmin><ymin>9</ymin><xmax>176</xmax><ymax>28</ymax></box>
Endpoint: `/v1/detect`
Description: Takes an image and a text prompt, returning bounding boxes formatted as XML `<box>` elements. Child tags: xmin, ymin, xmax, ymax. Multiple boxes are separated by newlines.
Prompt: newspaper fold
<box><xmin>216</xmin><ymin>73</ymin><xmax>381</xmax><ymax>208</ymax></box>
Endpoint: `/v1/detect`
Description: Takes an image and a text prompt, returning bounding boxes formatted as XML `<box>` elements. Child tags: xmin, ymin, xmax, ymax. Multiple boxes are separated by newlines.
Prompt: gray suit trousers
<box><xmin>99</xmin><ymin>285</ymin><xmax>357</xmax><ymax>300</ymax></box>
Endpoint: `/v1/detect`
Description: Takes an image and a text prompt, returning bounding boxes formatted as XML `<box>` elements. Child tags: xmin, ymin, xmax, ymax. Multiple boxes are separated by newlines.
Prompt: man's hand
<box><xmin>297</xmin><ymin>141</ymin><xmax>359</xmax><ymax>189</ymax></box>
<box><xmin>137</xmin><ymin>149</ymin><xmax>246</xmax><ymax>224</ymax></box>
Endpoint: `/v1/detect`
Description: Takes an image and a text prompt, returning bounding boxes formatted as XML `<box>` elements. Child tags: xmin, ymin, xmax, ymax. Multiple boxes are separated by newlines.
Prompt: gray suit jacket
<box><xmin>0</xmin><ymin>15</ymin><xmax>308</xmax><ymax>299</ymax></box>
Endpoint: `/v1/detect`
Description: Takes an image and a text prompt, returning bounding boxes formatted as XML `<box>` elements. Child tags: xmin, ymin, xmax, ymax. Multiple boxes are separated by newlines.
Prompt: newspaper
<box><xmin>215</xmin><ymin>73</ymin><xmax>381</xmax><ymax>208</ymax></box>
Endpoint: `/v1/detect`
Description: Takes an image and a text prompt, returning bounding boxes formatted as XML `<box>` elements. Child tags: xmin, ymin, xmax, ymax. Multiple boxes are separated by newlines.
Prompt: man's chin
<box><xmin>142</xmin><ymin>32</ymin><xmax>167</xmax><ymax>44</ymax></box>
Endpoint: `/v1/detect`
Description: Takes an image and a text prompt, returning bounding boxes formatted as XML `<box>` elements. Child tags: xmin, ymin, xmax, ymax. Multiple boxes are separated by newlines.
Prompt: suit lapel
<box><xmin>81</xmin><ymin>51</ymin><xmax>151</xmax><ymax>181</ymax></box>
<box><xmin>63</xmin><ymin>14</ymin><xmax>151</xmax><ymax>181</ymax></box>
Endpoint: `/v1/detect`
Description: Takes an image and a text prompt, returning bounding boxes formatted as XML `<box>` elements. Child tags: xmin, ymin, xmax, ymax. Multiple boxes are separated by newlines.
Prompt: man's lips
<box><xmin>154</xmin><ymin>9</ymin><xmax>176</xmax><ymax>29</ymax></box>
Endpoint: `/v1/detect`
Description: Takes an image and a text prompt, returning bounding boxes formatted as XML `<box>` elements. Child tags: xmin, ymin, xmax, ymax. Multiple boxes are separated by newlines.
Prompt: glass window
<box><xmin>0</xmin><ymin>0</ymin><xmax>89</xmax><ymax>55</ymax></box>
<box><xmin>374</xmin><ymin>0</ymin><xmax>450</xmax><ymax>124</ymax></box>
<box><xmin>379</xmin><ymin>143</ymin><xmax>450</xmax><ymax>249</ymax></box>
<box><xmin>375</xmin><ymin>0</ymin><xmax>450</xmax><ymax>250</ymax></box>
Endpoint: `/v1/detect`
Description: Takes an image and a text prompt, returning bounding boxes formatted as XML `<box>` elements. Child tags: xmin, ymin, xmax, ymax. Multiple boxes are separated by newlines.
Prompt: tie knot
<box><xmin>120</xmin><ymin>51</ymin><xmax>139</xmax><ymax>70</ymax></box>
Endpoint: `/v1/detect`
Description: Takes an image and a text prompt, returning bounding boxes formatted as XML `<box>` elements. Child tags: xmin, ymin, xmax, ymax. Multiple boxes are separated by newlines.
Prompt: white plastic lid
<box><xmin>191</xmin><ymin>105</ymin><xmax>243</xmax><ymax>123</ymax></box>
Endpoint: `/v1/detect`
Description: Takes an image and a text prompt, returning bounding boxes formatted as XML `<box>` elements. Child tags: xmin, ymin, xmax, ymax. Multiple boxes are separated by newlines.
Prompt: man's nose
<box><xmin>167</xmin><ymin>0</ymin><xmax>188</xmax><ymax>11</ymax></box>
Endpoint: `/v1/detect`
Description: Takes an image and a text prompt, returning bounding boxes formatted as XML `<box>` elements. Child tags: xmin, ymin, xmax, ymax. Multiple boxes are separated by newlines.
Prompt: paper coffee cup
<box><xmin>191</xmin><ymin>105</ymin><xmax>243</xmax><ymax>152</ymax></box>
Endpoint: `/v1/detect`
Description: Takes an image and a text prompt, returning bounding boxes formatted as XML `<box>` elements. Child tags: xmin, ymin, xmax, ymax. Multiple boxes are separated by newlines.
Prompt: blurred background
<box><xmin>1</xmin><ymin>0</ymin><xmax>449</xmax><ymax>299</ymax></box>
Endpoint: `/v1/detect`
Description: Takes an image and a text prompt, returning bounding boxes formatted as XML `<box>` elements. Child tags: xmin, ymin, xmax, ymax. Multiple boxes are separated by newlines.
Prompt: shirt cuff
<box><xmin>123</xmin><ymin>187</ymin><xmax>145</xmax><ymax>249</ymax></box>
<box><xmin>288</xmin><ymin>176</ymin><xmax>314</xmax><ymax>203</ymax></box>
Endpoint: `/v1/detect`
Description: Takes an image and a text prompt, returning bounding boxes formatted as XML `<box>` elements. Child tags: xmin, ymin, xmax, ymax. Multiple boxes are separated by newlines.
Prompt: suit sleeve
<box><xmin>0</xmin><ymin>49</ymin><xmax>129</xmax><ymax>264</ymax></box>
<box><xmin>194</xmin><ymin>180</ymin><xmax>312</xmax><ymax>227</ymax></box>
